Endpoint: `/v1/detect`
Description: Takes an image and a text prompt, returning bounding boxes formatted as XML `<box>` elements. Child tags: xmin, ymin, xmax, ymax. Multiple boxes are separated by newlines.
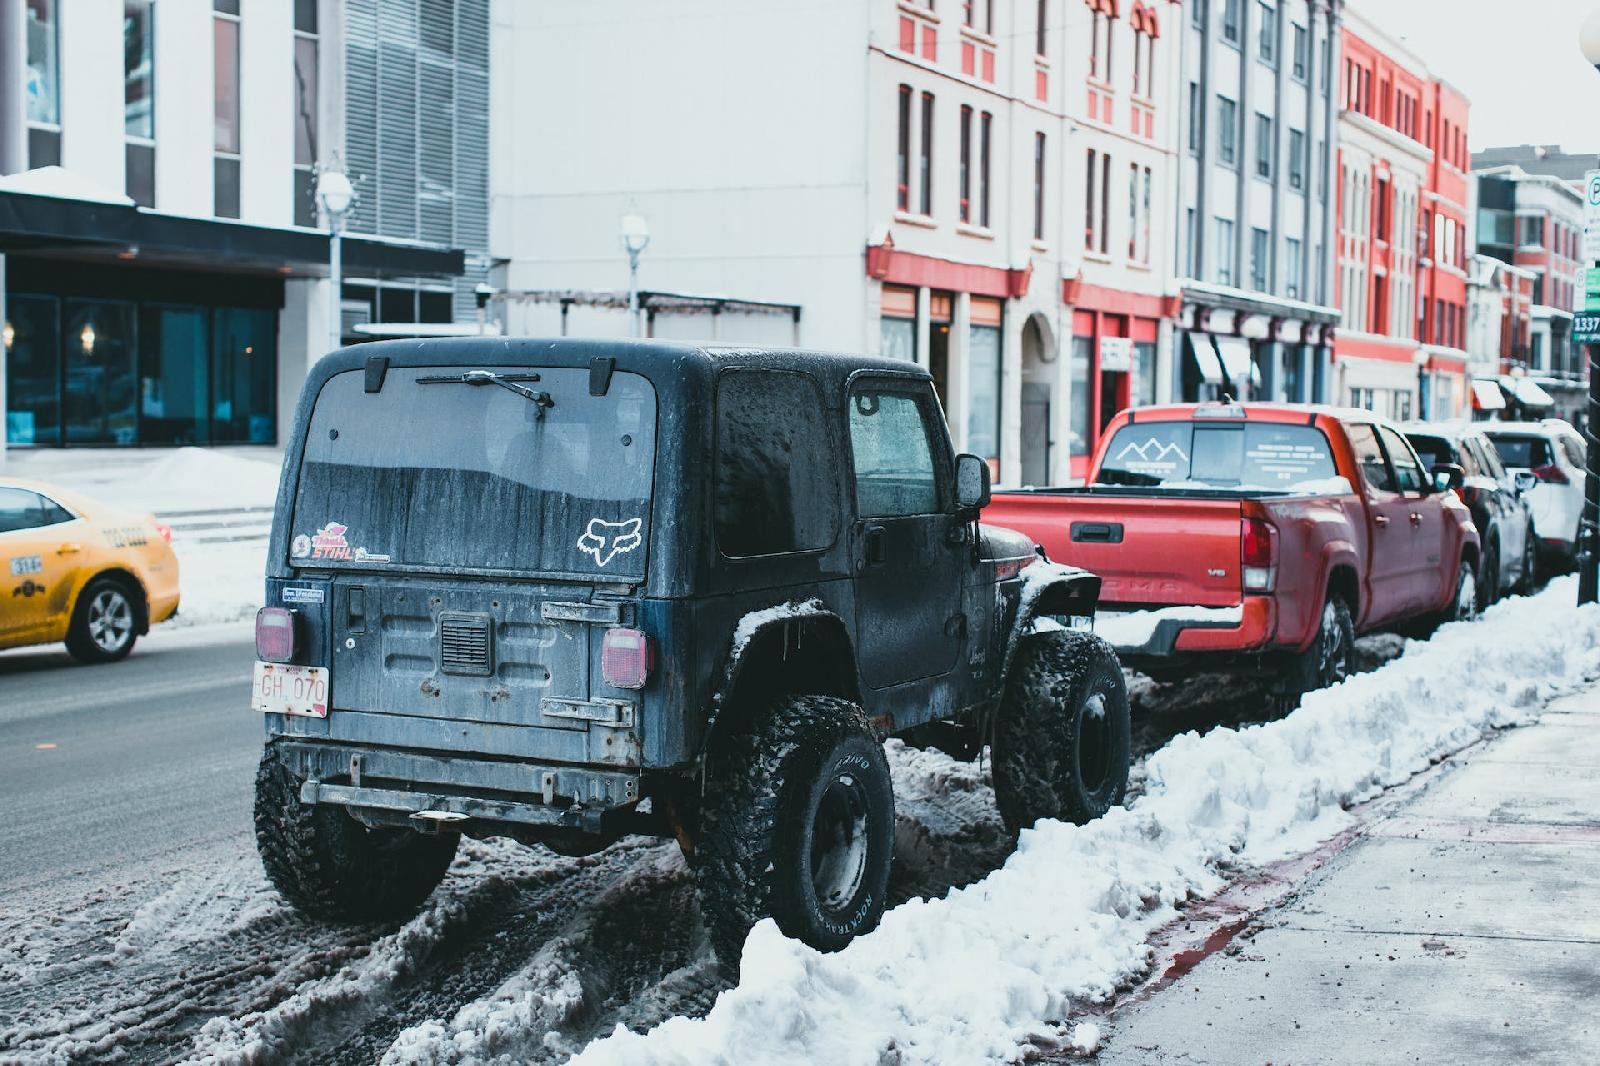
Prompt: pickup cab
<box><xmin>985</xmin><ymin>403</ymin><xmax>1481</xmax><ymax>705</ymax></box>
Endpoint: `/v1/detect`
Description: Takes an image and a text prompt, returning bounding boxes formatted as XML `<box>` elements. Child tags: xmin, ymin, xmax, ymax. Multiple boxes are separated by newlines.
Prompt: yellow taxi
<box><xmin>0</xmin><ymin>477</ymin><xmax>180</xmax><ymax>662</ymax></box>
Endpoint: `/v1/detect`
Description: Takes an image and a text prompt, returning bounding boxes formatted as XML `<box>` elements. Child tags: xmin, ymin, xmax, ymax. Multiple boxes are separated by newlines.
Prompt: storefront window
<box><xmin>1135</xmin><ymin>340</ymin><xmax>1157</xmax><ymax>406</ymax></box>
<box><xmin>881</xmin><ymin>317</ymin><xmax>915</xmax><ymax>362</ymax></box>
<box><xmin>140</xmin><ymin>306</ymin><xmax>210</xmax><ymax>445</ymax></box>
<box><xmin>1070</xmin><ymin>335</ymin><xmax>1093</xmax><ymax>455</ymax></box>
<box><xmin>64</xmin><ymin>301</ymin><xmax>139</xmax><ymax>445</ymax></box>
<box><xmin>967</xmin><ymin>322</ymin><xmax>1002</xmax><ymax>462</ymax></box>
<box><xmin>212</xmin><ymin>308</ymin><xmax>276</xmax><ymax>443</ymax></box>
<box><xmin>4</xmin><ymin>295</ymin><xmax>60</xmax><ymax>445</ymax></box>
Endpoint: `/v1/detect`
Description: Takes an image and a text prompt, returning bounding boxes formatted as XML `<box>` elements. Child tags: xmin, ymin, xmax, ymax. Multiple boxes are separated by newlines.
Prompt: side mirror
<box><xmin>1430</xmin><ymin>462</ymin><xmax>1465</xmax><ymax>494</ymax></box>
<box><xmin>956</xmin><ymin>453</ymin><xmax>992</xmax><ymax>511</ymax></box>
<box><xmin>1513</xmin><ymin>470</ymin><xmax>1537</xmax><ymax>495</ymax></box>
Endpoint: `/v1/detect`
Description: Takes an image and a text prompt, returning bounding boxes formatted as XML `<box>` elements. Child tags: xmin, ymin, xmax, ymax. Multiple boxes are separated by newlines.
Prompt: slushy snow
<box><xmin>528</xmin><ymin>578</ymin><xmax>1598</xmax><ymax>1066</ymax></box>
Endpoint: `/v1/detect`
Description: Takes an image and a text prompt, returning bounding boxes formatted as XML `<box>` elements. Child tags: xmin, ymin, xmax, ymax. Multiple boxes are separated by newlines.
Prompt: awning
<box><xmin>1470</xmin><ymin>379</ymin><xmax>1506</xmax><ymax>411</ymax></box>
<box><xmin>1504</xmin><ymin>376</ymin><xmax>1555</xmax><ymax>409</ymax></box>
<box><xmin>1187</xmin><ymin>332</ymin><xmax>1224</xmax><ymax>384</ymax></box>
<box><xmin>1212</xmin><ymin>335</ymin><xmax>1254</xmax><ymax>385</ymax></box>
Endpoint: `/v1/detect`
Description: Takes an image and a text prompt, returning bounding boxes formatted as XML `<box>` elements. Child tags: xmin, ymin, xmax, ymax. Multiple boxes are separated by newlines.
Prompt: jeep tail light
<box><xmin>602</xmin><ymin>627</ymin><xmax>653</xmax><ymax>690</ymax></box>
<box><xmin>1530</xmin><ymin>463</ymin><xmax>1569</xmax><ymax>485</ymax></box>
<box><xmin>256</xmin><ymin>607</ymin><xmax>297</xmax><ymax>663</ymax></box>
<box><xmin>1241</xmin><ymin>517</ymin><xmax>1278</xmax><ymax>593</ymax></box>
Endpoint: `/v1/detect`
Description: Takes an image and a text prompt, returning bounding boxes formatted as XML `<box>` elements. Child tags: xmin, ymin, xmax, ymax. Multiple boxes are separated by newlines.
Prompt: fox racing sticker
<box><xmin>577</xmin><ymin>517</ymin><xmax>642</xmax><ymax>568</ymax></box>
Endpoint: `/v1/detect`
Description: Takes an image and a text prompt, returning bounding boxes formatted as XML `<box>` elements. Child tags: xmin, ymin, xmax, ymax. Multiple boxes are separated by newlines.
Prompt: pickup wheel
<box><xmin>1514</xmin><ymin>525</ymin><xmax>1539</xmax><ymax>594</ymax></box>
<box><xmin>1270</xmin><ymin>596</ymin><xmax>1354</xmax><ymax>712</ymax></box>
<box><xmin>693</xmin><ymin>695</ymin><xmax>894</xmax><ymax>971</ymax></box>
<box><xmin>992</xmin><ymin>631</ymin><xmax>1130</xmax><ymax>839</ymax></box>
<box><xmin>253</xmin><ymin>745</ymin><xmax>459</xmax><ymax>922</ymax></box>
<box><xmin>1477</xmin><ymin>541</ymin><xmax>1500</xmax><ymax>610</ymax></box>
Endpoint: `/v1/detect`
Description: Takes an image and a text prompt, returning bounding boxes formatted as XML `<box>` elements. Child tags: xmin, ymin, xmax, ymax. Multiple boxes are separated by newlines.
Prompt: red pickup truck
<box><xmin>986</xmin><ymin>403</ymin><xmax>1480</xmax><ymax>706</ymax></box>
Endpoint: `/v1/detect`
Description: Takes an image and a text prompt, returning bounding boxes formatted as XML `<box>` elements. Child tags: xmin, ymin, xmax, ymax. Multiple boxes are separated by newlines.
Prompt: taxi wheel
<box><xmin>66</xmin><ymin>576</ymin><xmax>142</xmax><ymax>664</ymax></box>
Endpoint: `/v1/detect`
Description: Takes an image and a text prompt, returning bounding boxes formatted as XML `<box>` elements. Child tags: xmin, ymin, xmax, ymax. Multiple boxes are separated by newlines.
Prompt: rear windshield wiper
<box><xmin>418</xmin><ymin>369</ymin><xmax>555</xmax><ymax>415</ymax></box>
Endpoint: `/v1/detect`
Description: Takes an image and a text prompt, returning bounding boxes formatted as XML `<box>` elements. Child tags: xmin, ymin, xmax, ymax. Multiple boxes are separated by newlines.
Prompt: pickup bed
<box><xmin>987</xmin><ymin>404</ymin><xmax>1481</xmax><ymax>703</ymax></box>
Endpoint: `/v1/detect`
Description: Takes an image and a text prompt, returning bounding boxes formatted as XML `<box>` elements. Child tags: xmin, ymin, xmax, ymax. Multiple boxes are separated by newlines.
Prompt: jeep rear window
<box><xmin>291</xmin><ymin>367</ymin><xmax>656</xmax><ymax>578</ymax></box>
<box><xmin>1097</xmin><ymin>421</ymin><xmax>1338</xmax><ymax>490</ymax></box>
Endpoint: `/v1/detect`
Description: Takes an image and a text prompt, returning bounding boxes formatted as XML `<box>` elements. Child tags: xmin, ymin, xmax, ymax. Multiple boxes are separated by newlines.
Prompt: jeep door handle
<box><xmin>864</xmin><ymin>525</ymin><xmax>886</xmax><ymax>567</ymax></box>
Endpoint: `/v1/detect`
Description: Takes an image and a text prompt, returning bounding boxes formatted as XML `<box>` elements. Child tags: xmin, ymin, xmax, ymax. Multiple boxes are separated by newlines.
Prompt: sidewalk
<box><xmin>1095</xmin><ymin>687</ymin><xmax>1600</xmax><ymax>1065</ymax></box>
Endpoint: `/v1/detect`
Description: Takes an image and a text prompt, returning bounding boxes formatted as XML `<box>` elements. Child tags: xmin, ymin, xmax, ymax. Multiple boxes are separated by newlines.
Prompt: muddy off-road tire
<box><xmin>65</xmin><ymin>574</ymin><xmax>141</xmax><ymax>664</ymax></box>
<box><xmin>1269</xmin><ymin>596</ymin><xmax>1355</xmax><ymax>713</ymax></box>
<box><xmin>254</xmin><ymin>745</ymin><xmax>458</xmax><ymax>922</ymax></box>
<box><xmin>693</xmin><ymin>695</ymin><xmax>895</xmax><ymax>970</ymax></box>
<box><xmin>1410</xmin><ymin>559</ymin><xmax>1480</xmax><ymax>638</ymax></box>
<box><xmin>992</xmin><ymin>630</ymin><xmax>1131</xmax><ymax>839</ymax></box>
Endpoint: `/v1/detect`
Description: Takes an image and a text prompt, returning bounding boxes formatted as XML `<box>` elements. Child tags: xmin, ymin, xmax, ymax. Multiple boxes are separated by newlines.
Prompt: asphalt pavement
<box><xmin>0</xmin><ymin>624</ymin><xmax>260</xmax><ymax>896</ymax></box>
<box><xmin>1095</xmin><ymin>687</ymin><xmax>1600</xmax><ymax>1065</ymax></box>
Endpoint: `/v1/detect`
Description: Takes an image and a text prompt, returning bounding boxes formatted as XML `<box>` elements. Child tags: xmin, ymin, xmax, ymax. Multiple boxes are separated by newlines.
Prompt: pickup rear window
<box><xmin>1097</xmin><ymin>421</ymin><xmax>1339</xmax><ymax>491</ymax></box>
<box><xmin>291</xmin><ymin>366</ymin><xmax>656</xmax><ymax>578</ymax></box>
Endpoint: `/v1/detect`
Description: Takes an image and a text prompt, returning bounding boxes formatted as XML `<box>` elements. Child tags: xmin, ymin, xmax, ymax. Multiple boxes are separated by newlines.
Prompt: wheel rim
<box><xmin>1318</xmin><ymin>601</ymin><xmax>1348</xmax><ymax>686</ymax></box>
<box><xmin>1076</xmin><ymin>689</ymin><xmax>1114</xmax><ymax>795</ymax></box>
<box><xmin>809</xmin><ymin>771</ymin><xmax>871</xmax><ymax>918</ymax></box>
<box><xmin>1457</xmin><ymin>568</ymin><xmax>1477</xmax><ymax>619</ymax></box>
<box><xmin>88</xmin><ymin>589</ymin><xmax>134</xmax><ymax>653</ymax></box>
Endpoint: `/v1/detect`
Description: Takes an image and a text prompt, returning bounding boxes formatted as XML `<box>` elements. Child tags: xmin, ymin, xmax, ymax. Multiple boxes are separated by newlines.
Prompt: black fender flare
<box><xmin>702</xmin><ymin>598</ymin><xmax>859</xmax><ymax>757</ymax></box>
<box><xmin>998</xmin><ymin>561</ymin><xmax>1103</xmax><ymax>691</ymax></box>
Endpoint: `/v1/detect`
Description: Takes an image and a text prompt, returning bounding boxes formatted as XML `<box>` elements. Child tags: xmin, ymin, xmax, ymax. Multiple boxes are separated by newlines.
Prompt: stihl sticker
<box><xmin>291</xmin><ymin>522</ymin><xmax>390</xmax><ymax>564</ymax></box>
<box><xmin>577</xmin><ymin>517</ymin><xmax>642</xmax><ymax>568</ymax></box>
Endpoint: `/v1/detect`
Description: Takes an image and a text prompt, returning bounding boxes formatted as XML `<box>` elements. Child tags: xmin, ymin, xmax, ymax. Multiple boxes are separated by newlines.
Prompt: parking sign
<box><xmin>1585</xmin><ymin>170</ymin><xmax>1600</xmax><ymax>261</ymax></box>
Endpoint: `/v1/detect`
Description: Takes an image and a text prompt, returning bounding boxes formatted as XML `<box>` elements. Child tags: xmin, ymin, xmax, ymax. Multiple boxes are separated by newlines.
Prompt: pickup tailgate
<box><xmin>985</xmin><ymin>490</ymin><xmax>1245</xmax><ymax>608</ymax></box>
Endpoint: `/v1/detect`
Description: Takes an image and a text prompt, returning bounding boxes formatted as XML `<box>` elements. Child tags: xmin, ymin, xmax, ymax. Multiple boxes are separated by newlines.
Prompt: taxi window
<box><xmin>0</xmin><ymin>488</ymin><xmax>73</xmax><ymax>534</ymax></box>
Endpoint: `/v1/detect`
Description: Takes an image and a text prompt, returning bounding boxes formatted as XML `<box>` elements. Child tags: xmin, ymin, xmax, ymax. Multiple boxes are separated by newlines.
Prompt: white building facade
<box><xmin>492</xmin><ymin>0</ymin><xmax>1183</xmax><ymax>487</ymax></box>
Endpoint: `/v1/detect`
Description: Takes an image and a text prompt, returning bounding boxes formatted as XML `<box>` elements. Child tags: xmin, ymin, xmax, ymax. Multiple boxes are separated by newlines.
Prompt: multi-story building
<box><xmin>1464</xmin><ymin>251</ymin><xmax>1534</xmax><ymax>418</ymax></box>
<box><xmin>1172</xmin><ymin>0</ymin><xmax>1343</xmax><ymax>408</ymax></box>
<box><xmin>0</xmin><ymin>0</ymin><xmax>478</xmax><ymax>454</ymax></box>
<box><xmin>1473</xmin><ymin>162</ymin><xmax>1585</xmax><ymax>417</ymax></box>
<box><xmin>1330</xmin><ymin>6</ymin><xmax>1470</xmax><ymax>421</ymax></box>
<box><xmin>494</xmin><ymin>0</ymin><xmax>1184</xmax><ymax>487</ymax></box>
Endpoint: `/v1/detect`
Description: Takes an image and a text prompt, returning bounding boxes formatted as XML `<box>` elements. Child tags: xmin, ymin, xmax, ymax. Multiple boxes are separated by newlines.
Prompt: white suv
<box><xmin>1482</xmin><ymin>420</ymin><xmax>1587</xmax><ymax>571</ymax></box>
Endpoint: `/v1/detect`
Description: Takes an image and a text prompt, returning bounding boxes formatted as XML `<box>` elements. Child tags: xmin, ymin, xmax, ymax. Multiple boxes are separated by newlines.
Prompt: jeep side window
<box><xmin>848</xmin><ymin>387</ymin><xmax>940</xmax><ymax>517</ymax></box>
<box><xmin>714</xmin><ymin>368</ymin><xmax>839</xmax><ymax>557</ymax></box>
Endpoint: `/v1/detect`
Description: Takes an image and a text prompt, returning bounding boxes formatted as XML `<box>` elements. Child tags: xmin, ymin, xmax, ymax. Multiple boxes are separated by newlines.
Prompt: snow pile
<box><xmin>132</xmin><ymin>447</ymin><xmax>281</xmax><ymax>513</ymax></box>
<box><xmin>166</xmin><ymin>540</ymin><xmax>267</xmax><ymax>628</ymax></box>
<box><xmin>1095</xmin><ymin>604</ymin><xmax>1244</xmax><ymax>649</ymax></box>
<box><xmin>535</xmin><ymin>579</ymin><xmax>1599</xmax><ymax>1066</ymax></box>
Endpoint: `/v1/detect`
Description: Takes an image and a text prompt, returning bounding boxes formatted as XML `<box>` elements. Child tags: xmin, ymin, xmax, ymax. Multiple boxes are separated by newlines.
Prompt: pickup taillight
<box><xmin>1530</xmin><ymin>463</ymin><xmax>1569</xmax><ymax>485</ymax></box>
<box><xmin>601</xmin><ymin>627</ymin><xmax>653</xmax><ymax>690</ymax></box>
<box><xmin>256</xmin><ymin>607</ymin><xmax>297</xmax><ymax>663</ymax></box>
<box><xmin>1241</xmin><ymin>517</ymin><xmax>1277</xmax><ymax>593</ymax></box>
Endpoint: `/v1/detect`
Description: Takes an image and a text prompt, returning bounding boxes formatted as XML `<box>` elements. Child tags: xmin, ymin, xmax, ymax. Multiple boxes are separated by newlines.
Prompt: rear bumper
<box><xmin>277</xmin><ymin>739</ymin><xmax>641</xmax><ymax>834</ymax></box>
<box><xmin>1104</xmin><ymin>596</ymin><xmax>1278</xmax><ymax>664</ymax></box>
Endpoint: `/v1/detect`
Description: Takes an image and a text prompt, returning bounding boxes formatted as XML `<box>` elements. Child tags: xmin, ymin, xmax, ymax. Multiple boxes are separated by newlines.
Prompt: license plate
<box><xmin>252</xmin><ymin>662</ymin><xmax>329</xmax><ymax>718</ymax></box>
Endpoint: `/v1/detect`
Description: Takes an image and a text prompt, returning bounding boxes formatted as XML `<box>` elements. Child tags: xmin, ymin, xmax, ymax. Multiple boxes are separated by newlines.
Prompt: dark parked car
<box><xmin>1403</xmin><ymin>422</ymin><xmax>1537</xmax><ymax>604</ymax></box>
<box><xmin>250</xmin><ymin>338</ymin><xmax>1128</xmax><ymax>968</ymax></box>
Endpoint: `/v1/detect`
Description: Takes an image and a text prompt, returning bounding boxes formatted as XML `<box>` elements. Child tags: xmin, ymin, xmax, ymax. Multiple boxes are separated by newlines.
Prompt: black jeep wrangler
<box><xmin>251</xmin><ymin>338</ymin><xmax>1130</xmax><ymax>964</ymax></box>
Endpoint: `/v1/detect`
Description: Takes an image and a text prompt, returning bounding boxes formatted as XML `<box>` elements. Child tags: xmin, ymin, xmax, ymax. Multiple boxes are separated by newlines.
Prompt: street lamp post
<box><xmin>619</xmin><ymin>212</ymin><xmax>650</xmax><ymax>338</ymax></box>
<box><xmin>317</xmin><ymin>169</ymin><xmax>355</xmax><ymax>356</ymax></box>
<box><xmin>1577</xmin><ymin>14</ymin><xmax>1600</xmax><ymax>603</ymax></box>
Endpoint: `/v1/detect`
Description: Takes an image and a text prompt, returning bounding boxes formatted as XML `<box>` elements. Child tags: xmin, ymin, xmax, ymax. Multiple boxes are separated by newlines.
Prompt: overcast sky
<box><xmin>1349</xmin><ymin>0</ymin><xmax>1600</xmax><ymax>153</ymax></box>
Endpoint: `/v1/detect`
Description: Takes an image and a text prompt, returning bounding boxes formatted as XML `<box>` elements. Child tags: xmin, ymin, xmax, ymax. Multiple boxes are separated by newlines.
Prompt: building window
<box><xmin>1216</xmin><ymin>217</ymin><xmax>1235</xmax><ymax>286</ymax></box>
<box><xmin>1193</xmin><ymin>0</ymin><xmax>1207</xmax><ymax>29</ymax></box>
<box><xmin>973</xmin><ymin>111</ymin><xmax>991</xmax><ymax>228</ymax></box>
<box><xmin>1222</xmin><ymin>0</ymin><xmax>1240</xmax><ymax>43</ymax></box>
<box><xmin>968</xmin><ymin>299</ymin><xmax>1004</xmax><ymax>464</ymax></box>
<box><xmin>293</xmin><ymin>0</ymin><xmax>319</xmax><ymax>227</ymax></box>
<box><xmin>1089</xmin><ymin>8</ymin><xmax>1113</xmax><ymax>82</ymax></box>
<box><xmin>1517</xmin><ymin>214</ymin><xmax>1543</xmax><ymax>247</ymax></box>
<box><xmin>1033</xmin><ymin>132</ymin><xmax>1047</xmax><ymax>241</ymax></box>
<box><xmin>1218</xmin><ymin>96</ymin><xmax>1237</xmax><ymax>165</ymax></box>
<box><xmin>124</xmin><ymin>1</ymin><xmax>156</xmax><ymax>207</ymax></box>
<box><xmin>963</xmin><ymin>0</ymin><xmax>995</xmax><ymax>34</ymax></box>
<box><xmin>213</xmin><ymin>0</ymin><xmax>242</xmax><ymax>219</ymax></box>
<box><xmin>25</xmin><ymin>0</ymin><xmax>61</xmax><ymax>167</ymax></box>
<box><xmin>1132</xmin><ymin>24</ymin><xmax>1156</xmax><ymax>98</ymax></box>
<box><xmin>919</xmin><ymin>91</ymin><xmax>934</xmax><ymax>216</ymax></box>
<box><xmin>879</xmin><ymin>286</ymin><xmax>917</xmax><ymax>363</ymax></box>
<box><xmin>895</xmin><ymin>85</ymin><xmax>914</xmax><ymax>211</ymax></box>
<box><xmin>1292</xmin><ymin>23</ymin><xmax>1308</xmax><ymax>79</ymax></box>
<box><xmin>1188</xmin><ymin>82</ymin><xmax>1201</xmax><ymax>153</ymax></box>
<box><xmin>1037</xmin><ymin>0</ymin><xmax>1048</xmax><ymax>56</ymax></box>
<box><xmin>1186</xmin><ymin>207</ymin><xmax>1198</xmax><ymax>276</ymax></box>
<box><xmin>1255</xmin><ymin>113</ymin><xmax>1272</xmax><ymax>178</ymax></box>
<box><xmin>959</xmin><ymin>106</ymin><xmax>973</xmax><ymax>223</ymax></box>
<box><xmin>1258</xmin><ymin>2</ymin><xmax>1276</xmax><ymax>63</ymax></box>
<box><xmin>1288</xmin><ymin>128</ymin><xmax>1304</xmax><ymax>190</ymax></box>
<box><xmin>1085</xmin><ymin>149</ymin><xmax>1098</xmax><ymax>251</ymax></box>
<box><xmin>1070</xmin><ymin>335</ymin><xmax>1092</xmax><ymax>455</ymax></box>
<box><xmin>1251</xmin><ymin>227</ymin><xmax>1269</xmax><ymax>290</ymax></box>
<box><xmin>1285</xmin><ymin>237</ymin><xmax>1302</xmax><ymax>299</ymax></box>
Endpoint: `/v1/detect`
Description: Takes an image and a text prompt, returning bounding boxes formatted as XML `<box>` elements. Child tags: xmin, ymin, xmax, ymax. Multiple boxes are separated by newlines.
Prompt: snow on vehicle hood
<box><xmin>548</xmin><ymin>578</ymin><xmax>1600</xmax><ymax>1066</ymax></box>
